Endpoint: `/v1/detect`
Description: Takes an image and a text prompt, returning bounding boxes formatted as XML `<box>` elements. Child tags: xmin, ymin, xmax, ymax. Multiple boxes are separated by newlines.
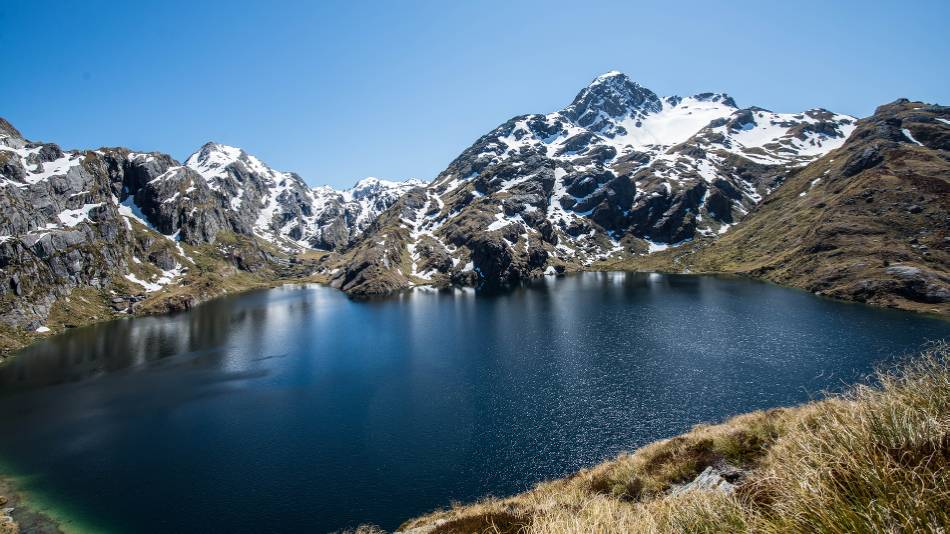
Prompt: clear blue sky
<box><xmin>3</xmin><ymin>0</ymin><xmax>948</xmax><ymax>188</ymax></box>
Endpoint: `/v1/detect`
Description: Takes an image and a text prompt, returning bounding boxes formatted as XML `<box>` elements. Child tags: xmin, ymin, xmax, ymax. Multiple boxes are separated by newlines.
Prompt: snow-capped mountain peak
<box><xmin>184</xmin><ymin>142</ymin><xmax>246</xmax><ymax>182</ymax></box>
<box><xmin>184</xmin><ymin>142</ymin><xmax>284</xmax><ymax>187</ymax></box>
<box><xmin>557</xmin><ymin>73</ymin><xmax>743</xmax><ymax>152</ymax></box>
<box><xmin>183</xmin><ymin>145</ymin><xmax>421</xmax><ymax>251</ymax></box>
<box><xmin>561</xmin><ymin>71</ymin><xmax>663</xmax><ymax>131</ymax></box>
<box><xmin>346</xmin><ymin>177</ymin><xmax>424</xmax><ymax>200</ymax></box>
<box><xmin>330</xmin><ymin>70</ymin><xmax>861</xmax><ymax>296</ymax></box>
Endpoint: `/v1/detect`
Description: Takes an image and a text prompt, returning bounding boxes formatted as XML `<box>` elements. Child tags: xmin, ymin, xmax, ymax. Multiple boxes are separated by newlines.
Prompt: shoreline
<box><xmin>0</xmin><ymin>272</ymin><xmax>329</xmax><ymax>361</ymax></box>
<box><xmin>0</xmin><ymin>457</ymin><xmax>120</xmax><ymax>534</ymax></box>
<box><xmin>3</xmin><ymin>266</ymin><xmax>947</xmax><ymax>362</ymax></box>
<box><xmin>0</xmin><ymin>473</ymin><xmax>67</xmax><ymax>534</ymax></box>
<box><xmin>393</xmin><ymin>343</ymin><xmax>950</xmax><ymax>533</ymax></box>
<box><xmin>0</xmin><ymin>287</ymin><xmax>944</xmax><ymax>532</ymax></box>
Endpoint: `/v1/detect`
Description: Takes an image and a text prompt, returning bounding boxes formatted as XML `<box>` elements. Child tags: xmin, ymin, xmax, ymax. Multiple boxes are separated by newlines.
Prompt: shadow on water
<box><xmin>0</xmin><ymin>275</ymin><xmax>947</xmax><ymax>533</ymax></box>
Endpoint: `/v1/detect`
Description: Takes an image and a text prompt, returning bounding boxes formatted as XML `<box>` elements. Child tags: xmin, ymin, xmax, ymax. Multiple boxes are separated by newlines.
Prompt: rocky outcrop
<box><xmin>0</xmin><ymin>125</ymin><xmax>267</xmax><ymax>336</ymax></box>
<box><xmin>185</xmin><ymin>143</ymin><xmax>421</xmax><ymax>251</ymax></box>
<box><xmin>669</xmin><ymin>463</ymin><xmax>744</xmax><ymax>496</ymax></box>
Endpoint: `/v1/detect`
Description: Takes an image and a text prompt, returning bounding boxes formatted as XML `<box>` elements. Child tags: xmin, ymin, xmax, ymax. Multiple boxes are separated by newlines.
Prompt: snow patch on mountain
<box><xmin>333</xmin><ymin>71</ymin><xmax>860</xmax><ymax>295</ymax></box>
<box><xmin>185</xmin><ymin>143</ymin><xmax>422</xmax><ymax>251</ymax></box>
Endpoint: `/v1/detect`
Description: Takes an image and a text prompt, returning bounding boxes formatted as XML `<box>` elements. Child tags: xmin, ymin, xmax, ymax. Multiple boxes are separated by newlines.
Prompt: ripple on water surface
<box><xmin>0</xmin><ymin>274</ymin><xmax>947</xmax><ymax>533</ymax></box>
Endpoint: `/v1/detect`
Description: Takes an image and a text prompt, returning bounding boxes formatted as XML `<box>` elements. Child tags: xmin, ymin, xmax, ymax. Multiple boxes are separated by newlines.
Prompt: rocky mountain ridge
<box><xmin>659</xmin><ymin>98</ymin><xmax>950</xmax><ymax>314</ymax></box>
<box><xmin>0</xmin><ymin>121</ymin><xmax>419</xmax><ymax>349</ymax></box>
<box><xmin>0</xmin><ymin>120</ymin><xmax>246</xmax><ymax>325</ymax></box>
<box><xmin>0</xmin><ymin>73</ymin><xmax>946</xmax><ymax>354</ymax></box>
<box><xmin>329</xmin><ymin>71</ymin><xmax>857</xmax><ymax>295</ymax></box>
<box><xmin>184</xmin><ymin>143</ymin><xmax>422</xmax><ymax>251</ymax></box>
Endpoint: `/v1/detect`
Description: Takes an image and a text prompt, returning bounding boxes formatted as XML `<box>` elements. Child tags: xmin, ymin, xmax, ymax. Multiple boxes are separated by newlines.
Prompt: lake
<box><xmin>0</xmin><ymin>273</ymin><xmax>947</xmax><ymax>533</ymax></box>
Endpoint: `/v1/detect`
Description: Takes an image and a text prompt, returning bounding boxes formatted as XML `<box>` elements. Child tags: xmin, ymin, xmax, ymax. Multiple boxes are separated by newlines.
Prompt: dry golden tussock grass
<box><xmin>392</xmin><ymin>341</ymin><xmax>950</xmax><ymax>534</ymax></box>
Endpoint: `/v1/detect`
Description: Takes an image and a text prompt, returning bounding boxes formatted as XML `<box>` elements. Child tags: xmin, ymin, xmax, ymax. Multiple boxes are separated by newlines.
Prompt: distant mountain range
<box><xmin>0</xmin><ymin>72</ymin><xmax>946</xmax><ymax>352</ymax></box>
<box><xmin>184</xmin><ymin>142</ymin><xmax>423</xmax><ymax>250</ymax></box>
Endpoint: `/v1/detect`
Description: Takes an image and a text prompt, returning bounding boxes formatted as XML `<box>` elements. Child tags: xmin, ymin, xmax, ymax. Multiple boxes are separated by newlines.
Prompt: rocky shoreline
<box><xmin>0</xmin><ymin>476</ymin><xmax>65</xmax><ymax>534</ymax></box>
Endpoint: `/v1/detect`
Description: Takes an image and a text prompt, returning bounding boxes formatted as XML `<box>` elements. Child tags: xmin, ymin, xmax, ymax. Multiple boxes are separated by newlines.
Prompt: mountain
<box><xmin>184</xmin><ymin>143</ymin><xmax>423</xmax><ymax>251</ymax></box>
<box><xmin>329</xmin><ymin>71</ymin><xmax>856</xmax><ymax>295</ymax></box>
<box><xmin>668</xmin><ymin>99</ymin><xmax>949</xmax><ymax>314</ymax></box>
<box><xmin>0</xmin><ymin>124</ymin><xmax>417</xmax><ymax>350</ymax></box>
<box><xmin>309</xmin><ymin>177</ymin><xmax>425</xmax><ymax>250</ymax></box>
<box><xmin>0</xmin><ymin>79</ymin><xmax>944</xmax><ymax>352</ymax></box>
<box><xmin>0</xmin><ymin>121</ymin><xmax>285</xmax><ymax>342</ymax></box>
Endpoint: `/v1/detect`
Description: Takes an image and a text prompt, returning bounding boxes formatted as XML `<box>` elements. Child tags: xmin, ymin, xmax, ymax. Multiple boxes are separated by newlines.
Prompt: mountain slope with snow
<box><xmin>0</xmin><ymin>119</ymin><xmax>280</xmax><ymax>336</ymax></box>
<box><xmin>679</xmin><ymin>99</ymin><xmax>950</xmax><ymax>314</ymax></box>
<box><xmin>330</xmin><ymin>71</ymin><xmax>857</xmax><ymax>295</ymax></box>
<box><xmin>309</xmin><ymin>177</ymin><xmax>425</xmax><ymax>250</ymax></box>
<box><xmin>0</xmin><ymin>118</ymin><xmax>422</xmax><ymax>347</ymax></box>
<box><xmin>185</xmin><ymin>144</ymin><xmax>422</xmax><ymax>251</ymax></box>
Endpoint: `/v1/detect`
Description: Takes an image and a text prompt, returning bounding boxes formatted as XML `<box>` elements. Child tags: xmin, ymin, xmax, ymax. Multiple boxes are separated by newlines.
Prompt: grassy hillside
<box><xmin>689</xmin><ymin>100</ymin><xmax>948</xmax><ymax>314</ymax></box>
<box><xmin>364</xmin><ymin>342</ymin><xmax>950</xmax><ymax>534</ymax></box>
<box><xmin>602</xmin><ymin>100</ymin><xmax>949</xmax><ymax>316</ymax></box>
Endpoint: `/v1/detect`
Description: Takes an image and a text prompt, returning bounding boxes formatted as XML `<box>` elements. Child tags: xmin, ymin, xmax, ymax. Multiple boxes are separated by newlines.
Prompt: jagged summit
<box><xmin>329</xmin><ymin>73</ymin><xmax>858</xmax><ymax>296</ymax></box>
<box><xmin>0</xmin><ymin>117</ymin><xmax>23</xmax><ymax>143</ymax></box>
<box><xmin>555</xmin><ymin>72</ymin><xmax>742</xmax><ymax>146</ymax></box>
<box><xmin>187</xmin><ymin>141</ymin><xmax>241</xmax><ymax>161</ymax></box>
<box><xmin>184</xmin><ymin>142</ymin><xmax>268</xmax><ymax>184</ymax></box>
<box><xmin>562</xmin><ymin>71</ymin><xmax>663</xmax><ymax>128</ymax></box>
<box><xmin>180</xmin><ymin>144</ymin><xmax>422</xmax><ymax>251</ymax></box>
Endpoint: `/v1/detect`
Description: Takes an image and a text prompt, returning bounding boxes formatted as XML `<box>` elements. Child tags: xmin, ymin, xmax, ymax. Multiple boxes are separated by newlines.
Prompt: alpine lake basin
<box><xmin>0</xmin><ymin>272</ymin><xmax>947</xmax><ymax>533</ymax></box>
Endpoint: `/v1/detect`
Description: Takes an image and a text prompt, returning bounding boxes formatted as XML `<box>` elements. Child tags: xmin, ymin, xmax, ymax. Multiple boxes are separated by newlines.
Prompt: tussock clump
<box><xmin>742</xmin><ymin>344</ymin><xmax>950</xmax><ymax>533</ymax></box>
<box><xmin>582</xmin><ymin>408</ymin><xmax>788</xmax><ymax>503</ymax></box>
<box><xmin>432</xmin><ymin>511</ymin><xmax>530</xmax><ymax>534</ymax></box>
<box><xmin>398</xmin><ymin>342</ymin><xmax>950</xmax><ymax>533</ymax></box>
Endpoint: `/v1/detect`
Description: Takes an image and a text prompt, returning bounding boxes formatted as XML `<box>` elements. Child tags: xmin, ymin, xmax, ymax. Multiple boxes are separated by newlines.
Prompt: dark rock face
<box><xmin>99</xmin><ymin>152</ymin><xmax>243</xmax><ymax>244</ymax></box>
<box><xmin>885</xmin><ymin>265</ymin><xmax>950</xmax><ymax>303</ymax></box>
<box><xmin>468</xmin><ymin>232</ymin><xmax>548</xmax><ymax>290</ymax></box>
<box><xmin>0</xmin><ymin>128</ymin><xmax>270</xmax><ymax>331</ymax></box>
<box><xmin>842</xmin><ymin>146</ymin><xmax>885</xmax><ymax>178</ymax></box>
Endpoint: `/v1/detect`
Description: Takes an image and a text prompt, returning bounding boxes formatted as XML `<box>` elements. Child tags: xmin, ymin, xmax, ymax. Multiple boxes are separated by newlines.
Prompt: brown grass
<box><xmin>395</xmin><ymin>342</ymin><xmax>950</xmax><ymax>533</ymax></box>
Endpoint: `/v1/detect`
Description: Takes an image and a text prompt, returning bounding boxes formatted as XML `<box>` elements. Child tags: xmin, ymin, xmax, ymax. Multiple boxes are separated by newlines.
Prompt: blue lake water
<box><xmin>0</xmin><ymin>273</ymin><xmax>947</xmax><ymax>533</ymax></box>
